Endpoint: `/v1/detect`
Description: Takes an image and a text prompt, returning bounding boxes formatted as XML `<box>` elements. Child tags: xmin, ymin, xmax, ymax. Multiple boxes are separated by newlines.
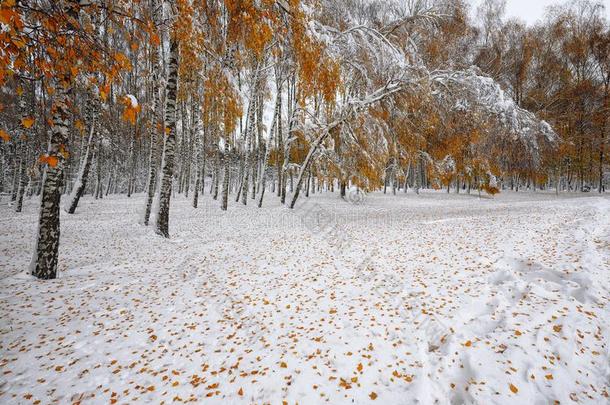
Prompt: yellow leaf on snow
<box><xmin>21</xmin><ymin>117</ymin><xmax>35</xmax><ymax>128</ymax></box>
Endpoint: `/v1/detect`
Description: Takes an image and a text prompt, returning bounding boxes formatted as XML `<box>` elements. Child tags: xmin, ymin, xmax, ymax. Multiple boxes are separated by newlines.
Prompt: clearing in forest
<box><xmin>1</xmin><ymin>191</ymin><xmax>609</xmax><ymax>404</ymax></box>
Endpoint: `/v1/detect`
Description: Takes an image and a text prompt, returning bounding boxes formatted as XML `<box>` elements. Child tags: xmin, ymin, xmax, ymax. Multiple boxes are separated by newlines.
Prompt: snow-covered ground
<box><xmin>1</xmin><ymin>190</ymin><xmax>609</xmax><ymax>404</ymax></box>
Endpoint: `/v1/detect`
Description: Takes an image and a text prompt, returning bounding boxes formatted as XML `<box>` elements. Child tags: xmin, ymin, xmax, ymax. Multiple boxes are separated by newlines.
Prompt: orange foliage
<box><xmin>121</xmin><ymin>96</ymin><xmax>141</xmax><ymax>125</ymax></box>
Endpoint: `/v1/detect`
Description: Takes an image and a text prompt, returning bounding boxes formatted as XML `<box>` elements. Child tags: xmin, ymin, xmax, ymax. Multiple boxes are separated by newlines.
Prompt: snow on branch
<box><xmin>430</xmin><ymin>66</ymin><xmax>557</xmax><ymax>158</ymax></box>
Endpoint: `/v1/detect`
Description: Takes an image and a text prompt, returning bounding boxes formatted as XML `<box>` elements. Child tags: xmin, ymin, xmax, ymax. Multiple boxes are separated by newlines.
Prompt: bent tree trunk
<box><xmin>155</xmin><ymin>39</ymin><xmax>179</xmax><ymax>238</ymax></box>
<box><xmin>30</xmin><ymin>82</ymin><xmax>71</xmax><ymax>279</ymax></box>
<box><xmin>289</xmin><ymin>129</ymin><xmax>331</xmax><ymax>209</ymax></box>
<box><xmin>66</xmin><ymin>102</ymin><xmax>97</xmax><ymax>214</ymax></box>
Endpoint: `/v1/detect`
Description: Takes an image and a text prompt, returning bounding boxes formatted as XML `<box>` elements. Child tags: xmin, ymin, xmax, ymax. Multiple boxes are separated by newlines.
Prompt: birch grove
<box><xmin>0</xmin><ymin>0</ymin><xmax>608</xmax><ymax>279</ymax></box>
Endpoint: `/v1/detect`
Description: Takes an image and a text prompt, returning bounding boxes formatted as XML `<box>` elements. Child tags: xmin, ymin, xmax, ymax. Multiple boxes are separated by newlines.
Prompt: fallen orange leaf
<box><xmin>21</xmin><ymin>117</ymin><xmax>35</xmax><ymax>128</ymax></box>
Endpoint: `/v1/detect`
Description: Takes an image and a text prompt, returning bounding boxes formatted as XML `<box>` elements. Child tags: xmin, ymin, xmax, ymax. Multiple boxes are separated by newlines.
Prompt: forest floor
<box><xmin>1</xmin><ymin>189</ymin><xmax>609</xmax><ymax>404</ymax></box>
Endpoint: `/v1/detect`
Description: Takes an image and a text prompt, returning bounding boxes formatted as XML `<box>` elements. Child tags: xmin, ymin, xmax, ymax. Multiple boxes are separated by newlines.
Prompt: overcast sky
<box><xmin>468</xmin><ymin>0</ymin><xmax>610</xmax><ymax>25</ymax></box>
